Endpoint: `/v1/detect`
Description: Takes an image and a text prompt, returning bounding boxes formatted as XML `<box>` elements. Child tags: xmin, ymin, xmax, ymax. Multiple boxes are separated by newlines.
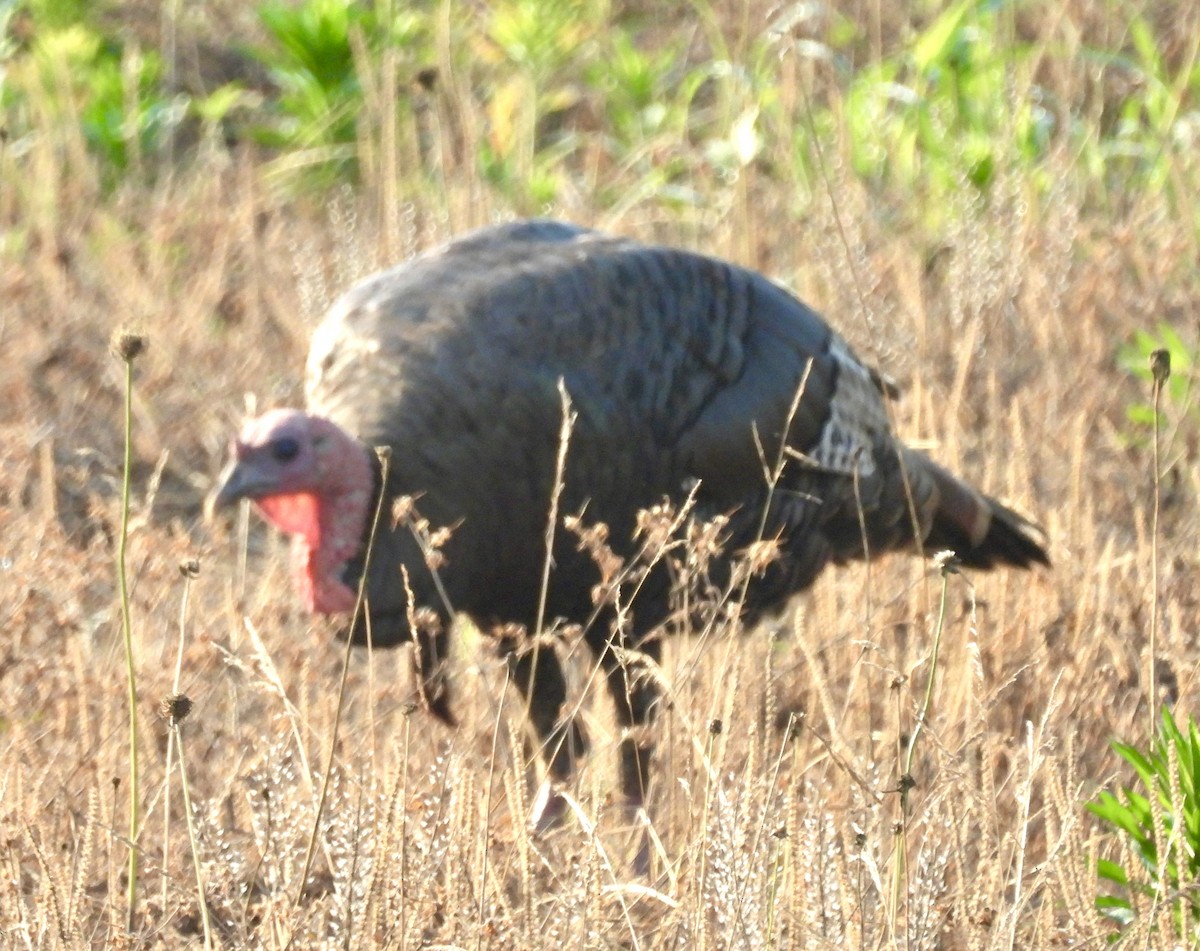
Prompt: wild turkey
<box><xmin>211</xmin><ymin>219</ymin><xmax>1048</xmax><ymax>834</ymax></box>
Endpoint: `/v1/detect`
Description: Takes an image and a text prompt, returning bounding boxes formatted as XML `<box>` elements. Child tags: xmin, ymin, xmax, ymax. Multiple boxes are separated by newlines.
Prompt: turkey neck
<box><xmin>289</xmin><ymin>428</ymin><xmax>375</xmax><ymax>615</ymax></box>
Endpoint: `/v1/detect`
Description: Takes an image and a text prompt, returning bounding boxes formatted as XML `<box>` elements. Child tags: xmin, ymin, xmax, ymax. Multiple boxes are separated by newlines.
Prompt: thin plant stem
<box><xmin>294</xmin><ymin>448</ymin><xmax>393</xmax><ymax>910</ymax></box>
<box><xmin>731</xmin><ymin>713</ymin><xmax>796</xmax><ymax>944</ymax></box>
<box><xmin>1149</xmin><ymin>348</ymin><xmax>1169</xmax><ymax>734</ymax></box>
<box><xmin>903</xmin><ymin>564</ymin><xmax>954</xmax><ymax>784</ymax></box>
<box><xmin>115</xmin><ymin>350</ymin><xmax>140</xmax><ymax>930</ymax></box>
<box><xmin>890</xmin><ymin>557</ymin><xmax>957</xmax><ymax>942</ymax></box>
<box><xmin>524</xmin><ymin>382</ymin><xmax>574</xmax><ymax>792</ymax></box>
<box><xmin>398</xmin><ymin>713</ymin><xmax>411</xmax><ymax>944</ymax></box>
<box><xmin>172</xmin><ymin>717</ymin><xmax>213</xmax><ymax>949</ymax></box>
<box><xmin>476</xmin><ymin>666</ymin><xmax>511</xmax><ymax>951</ymax></box>
<box><xmin>535</xmin><ymin>380</ymin><xmax>575</xmax><ymax>640</ymax></box>
<box><xmin>161</xmin><ymin>564</ymin><xmax>196</xmax><ymax>914</ymax></box>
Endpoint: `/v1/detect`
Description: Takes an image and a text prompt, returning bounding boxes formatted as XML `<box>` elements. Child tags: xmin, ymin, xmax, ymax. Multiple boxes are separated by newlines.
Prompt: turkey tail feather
<box><xmin>920</xmin><ymin>461</ymin><xmax>1050</xmax><ymax>570</ymax></box>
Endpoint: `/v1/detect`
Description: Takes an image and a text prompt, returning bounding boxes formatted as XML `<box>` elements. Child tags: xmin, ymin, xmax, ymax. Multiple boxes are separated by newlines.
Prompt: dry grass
<box><xmin>3</xmin><ymin>2</ymin><xmax>1200</xmax><ymax>948</ymax></box>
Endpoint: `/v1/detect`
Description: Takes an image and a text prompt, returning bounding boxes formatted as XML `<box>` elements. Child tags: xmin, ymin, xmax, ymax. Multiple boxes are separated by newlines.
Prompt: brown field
<box><xmin>2</xmin><ymin>1</ymin><xmax>1199</xmax><ymax>947</ymax></box>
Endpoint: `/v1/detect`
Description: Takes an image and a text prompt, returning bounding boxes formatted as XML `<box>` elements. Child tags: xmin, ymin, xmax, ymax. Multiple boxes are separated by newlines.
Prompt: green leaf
<box><xmin>1088</xmin><ymin>791</ymin><xmax>1151</xmax><ymax>840</ymax></box>
<box><xmin>1129</xmin><ymin>15</ymin><xmax>1165</xmax><ymax>81</ymax></box>
<box><xmin>193</xmin><ymin>83</ymin><xmax>246</xmax><ymax>125</ymax></box>
<box><xmin>1095</xmin><ymin>894</ymin><xmax>1135</xmax><ymax>927</ymax></box>
<box><xmin>1097</xmin><ymin>858</ymin><xmax>1131</xmax><ymax>887</ymax></box>
<box><xmin>1112</xmin><ymin>741</ymin><xmax>1159</xmax><ymax>783</ymax></box>
<box><xmin>912</xmin><ymin>0</ymin><xmax>974</xmax><ymax>75</ymax></box>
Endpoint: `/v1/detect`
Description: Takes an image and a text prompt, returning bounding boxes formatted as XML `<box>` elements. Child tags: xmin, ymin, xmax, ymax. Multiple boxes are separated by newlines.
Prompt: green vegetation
<box><xmin>6</xmin><ymin>0</ymin><xmax>1199</xmax><ymax>217</ymax></box>
<box><xmin>3</xmin><ymin>14</ymin><xmax>184</xmax><ymax>185</ymax></box>
<box><xmin>252</xmin><ymin>0</ymin><xmax>428</xmax><ymax>189</ymax></box>
<box><xmin>1089</xmin><ymin>708</ymin><xmax>1200</xmax><ymax>937</ymax></box>
<box><xmin>840</xmin><ymin>0</ymin><xmax>1050</xmax><ymax>195</ymax></box>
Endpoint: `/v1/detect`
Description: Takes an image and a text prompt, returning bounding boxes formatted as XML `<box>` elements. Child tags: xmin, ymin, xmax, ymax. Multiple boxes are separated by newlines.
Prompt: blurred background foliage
<box><xmin>2</xmin><ymin>0</ymin><xmax>1198</xmax><ymax>217</ymax></box>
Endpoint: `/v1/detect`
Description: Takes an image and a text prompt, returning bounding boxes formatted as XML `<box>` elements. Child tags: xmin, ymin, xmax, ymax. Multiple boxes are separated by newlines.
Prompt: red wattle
<box><xmin>256</xmin><ymin>492</ymin><xmax>322</xmax><ymax>543</ymax></box>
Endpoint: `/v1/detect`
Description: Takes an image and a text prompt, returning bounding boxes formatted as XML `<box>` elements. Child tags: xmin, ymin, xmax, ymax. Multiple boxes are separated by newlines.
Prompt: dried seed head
<box><xmin>179</xmin><ymin>558</ymin><xmax>201</xmax><ymax>578</ymax></box>
<box><xmin>1150</xmin><ymin>348</ymin><xmax>1171</xmax><ymax>385</ymax></box>
<box><xmin>414</xmin><ymin>66</ymin><xmax>438</xmax><ymax>91</ymax></box>
<box><xmin>427</xmin><ymin>526</ymin><xmax>454</xmax><ymax>550</ymax></box>
<box><xmin>634</xmin><ymin>501</ymin><xmax>676</xmax><ymax>550</ymax></box>
<box><xmin>568</xmin><ymin>516</ymin><xmax>622</xmax><ymax>585</ymax></box>
<box><xmin>392</xmin><ymin>494</ymin><xmax>415</xmax><ymax>527</ymax></box>
<box><xmin>423</xmin><ymin>549</ymin><xmax>445</xmax><ymax>571</ymax></box>
<box><xmin>932</xmin><ymin>549</ymin><xmax>961</xmax><ymax>576</ymax></box>
<box><xmin>159</xmin><ymin>693</ymin><xmax>194</xmax><ymax>725</ymax></box>
<box><xmin>111</xmin><ymin>330</ymin><xmax>147</xmax><ymax>362</ymax></box>
<box><xmin>742</xmin><ymin>538</ymin><xmax>781</xmax><ymax>574</ymax></box>
<box><xmin>708</xmin><ymin>718</ymin><xmax>723</xmax><ymax>736</ymax></box>
<box><xmin>409</xmin><ymin>606</ymin><xmax>442</xmax><ymax>637</ymax></box>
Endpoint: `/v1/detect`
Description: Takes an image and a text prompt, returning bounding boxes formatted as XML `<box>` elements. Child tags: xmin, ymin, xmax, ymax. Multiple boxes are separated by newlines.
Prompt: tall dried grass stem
<box><xmin>1149</xmin><ymin>348</ymin><xmax>1169</xmax><ymax>733</ymax></box>
<box><xmin>112</xmin><ymin>333</ymin><xmax>144</xmax><ymax>929</ymax></box>
<box><xmin>293</xmin><ymin>446</ymin><xmax>393</xmax><ymax>910</ymax></box>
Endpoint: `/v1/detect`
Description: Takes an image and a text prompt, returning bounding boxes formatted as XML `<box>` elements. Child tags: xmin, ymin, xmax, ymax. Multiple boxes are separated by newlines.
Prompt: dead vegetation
<box><xmin>2</xmin><ymin>1</ymin><xmax>1200</xmax><ymax>947</ymax></box>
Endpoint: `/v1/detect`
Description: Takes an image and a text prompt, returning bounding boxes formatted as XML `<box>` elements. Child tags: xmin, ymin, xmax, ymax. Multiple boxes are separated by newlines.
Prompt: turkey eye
<box><xmin>271</xmin><ymin>437</ymin><xmax>300</xmax><ymax>462</ymax></box>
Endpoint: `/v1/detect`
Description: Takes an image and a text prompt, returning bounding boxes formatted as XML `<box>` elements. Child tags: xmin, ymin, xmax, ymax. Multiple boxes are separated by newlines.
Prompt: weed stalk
<box><xmin>1149</xmin><ymin>348</ymin><xmax>1169</xmax><ymax>733</ymax></box>
<box><xmin>903</xmin><ymin>556</ymin><xmax>956</xmax><ymax>786</ymax></box>
<box><xmin>163</xmin><ymin>695</ymin><xmax>212</xmax><ymax>948</ymax></box>
<box><xmin>161</xmin><ymin>559</ymin><xmax>199</xmax><ymax>915</ymax></box>
<box><xmin>476</xmin><ymin>666</ymin><xmax>511</xmax><ymax>951</ymax></box>
<box><xmin>112</xmin><ymin>331</ymin><xmax>145</xmax><ymax>929</ymax></box>
<box><xmin>294</xmin><ymin>447</ymin><xmax>392</xmax><ymax>909</ymax></box>
<box><xmin>890</xmin><ymin>553</ymin><xmax>958</xmax><ymax>939</ymax></box>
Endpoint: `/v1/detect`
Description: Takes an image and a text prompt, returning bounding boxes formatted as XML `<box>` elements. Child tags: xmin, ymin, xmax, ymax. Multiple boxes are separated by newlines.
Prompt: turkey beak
<box><xmin>206</xmin><ymin>458</ymin><xmax>267</xmax><ymax>520</ymax></box>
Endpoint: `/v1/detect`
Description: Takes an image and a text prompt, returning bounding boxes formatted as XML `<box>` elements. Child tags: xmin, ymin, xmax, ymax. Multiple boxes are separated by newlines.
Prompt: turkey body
<box><xmin>217</xmin><ymin>219</ymin><xmax>1048</xmax><ymax>830</ymax></box>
